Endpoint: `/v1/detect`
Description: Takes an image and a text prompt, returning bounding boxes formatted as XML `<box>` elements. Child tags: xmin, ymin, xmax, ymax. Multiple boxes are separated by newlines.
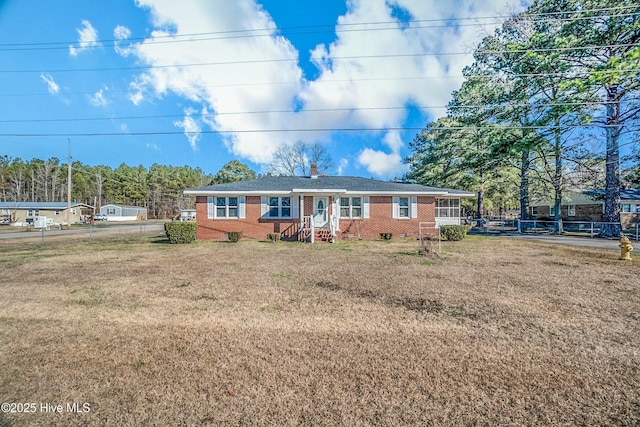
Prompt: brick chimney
<box><xmin>310</xmin><ymin>163</ymin><xmax>318</xmax><ymax>179</ymax></box>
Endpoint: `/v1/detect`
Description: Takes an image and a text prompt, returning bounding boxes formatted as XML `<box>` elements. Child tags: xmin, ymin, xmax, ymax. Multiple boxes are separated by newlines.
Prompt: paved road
<box><xmin>0</xmin><ymin>223</ymin><xmax>165</xmax><ymax>240</ymax></box>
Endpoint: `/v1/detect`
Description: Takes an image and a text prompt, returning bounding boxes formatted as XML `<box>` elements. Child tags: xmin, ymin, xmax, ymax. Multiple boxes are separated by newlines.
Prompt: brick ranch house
<box><xmin>184</xmin><ymin>168</ymin><xmax>474</xmax><ymax>242</ymax></box>
<box><xmin>530</xmin><ymin>189</ymin><xmax>640</xmax><ymax>227</ymax></box>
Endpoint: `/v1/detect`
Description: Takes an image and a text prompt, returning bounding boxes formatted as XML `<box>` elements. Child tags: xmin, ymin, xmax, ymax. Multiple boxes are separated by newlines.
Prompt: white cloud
<box><xmin>125</xmin><ymin>0</ymin><xmax>306</xmax><ymax>161</ymax></box>
<box><xmin>358</xmin><ymin>130</ymin><xmax>410</xmax><ymax>177</ymax></box>
<box><xmin>173</xmin><ymin>108</ymin><xmax>201</xmax><ymax>151</ymax></box>
<box><xmin>114</xmin><ymin>25</ymin><xmax>133</xmax><ymax>56</ymax></box>
<box><xmin>357</xmin><ymin>148</ymin><xmax>407</xmax><ymax>177</ymax></box>
<box><xmin>114</xmin><ymin>25</ymin><xmax>131</xmax><ymax>40</ymax></box>
<box><xmin>336</xmin><ymin>158</ymin><xmax>349</xmax><ymax>175</ymax></box>
<box><xmin>125</xmin><ymin>0</ymin><xmax>524</xmax><ymax>174</ymax></box>
<box><xmin>301</xmin><ymin>0</ymin><xmax>521</xmax><ymax>174</ymax></box>
<box><xmin>90</xmin><ymin>87</ymin><xmax>109</xmax><ymax>107</ymax></box>
<box><xmin>382</xmin><ymin>131</ymin><xmax>404</xmax><ymax>153</ymax></box>
<box><xmin>69</xmin><ymin>20</ymin><xmax>101</xmax><ymax>56</ymax></box>
<box><xmin>40</xmin><ymin>74</ymin><xmax>59</xmax><ymax>95</ymax></box>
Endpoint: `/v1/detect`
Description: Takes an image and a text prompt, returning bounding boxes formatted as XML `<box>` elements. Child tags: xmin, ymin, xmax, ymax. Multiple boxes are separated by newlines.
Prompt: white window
<box><xmin>621</xmin><ymin>204</ymin><xmax>631</xmax><ymax>213</ymax></box>
<box><xmin>435</xmin><ymin>199</ymin><xmax>460</xmax><ymax>218</ymax></box>
<box><xmin>268</xmin><ymin>197</ymin><xmax>291</xmax><ymax>218</ymax></box>
<box><xmin>339</xmin><ymin>197</ymin><xmax>362</xmax><ymax>218</ymax></box>
<box><xmin>27</xmin><ymin>209</ymin><xmax>40</xmax><ymax>217</ymax></box>
<box><xmin>399</xmin><ymin>197</ymin><xmax>410</xmax><ymax>218</ymax></box>
<box><xmin>531</xmin><ymin>206</ymin><xmax>538</xmax><ymax>216</ymax></box>
<box><xmin>392</xmin><ymin>196</ymin><xmax>417</xmax><ymax>219</ymax></box>
<box><xmin>54</xmin><ymin>210</ymin><xmax>60</xmax><ymax>216</ymax></box>
<box><xmin>260</xmin><ymin>196</ymin><xmax>297</xmax><ymax>219</ymax></box>
<box><xmin>216</xmin><ymin>196</ymin><xmax>239</xmax><ymax>218</ymax></box>
<box><xmin>107</xmin><ymin>208</ymin><xmax>116</xmax><ymax>215</ymax></box>
<box><xmin>567</xmin><ymin>205</ymin><xmax>576</xmax><ymax>216</ymax></box>
<box><xmin>636</xmin><ymin>204</ymin><xmax>640</xmax><ymax>213</ymax></box>
<box><xmin>550</xmin><ymin>206</ymin><xmax>556</xmax><ymax>216</ymax></box>
<box><xmin>207</xmin><ymin>196</ymin><xmax>245</xmax><ymax>219</ymax></box>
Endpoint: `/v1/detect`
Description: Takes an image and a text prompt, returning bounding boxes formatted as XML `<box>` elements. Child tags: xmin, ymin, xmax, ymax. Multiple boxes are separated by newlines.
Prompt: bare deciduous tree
<box><xmin>268</xmin><ymin>142</ymin><xmax>333</xmax><ymax>176</ymax></box>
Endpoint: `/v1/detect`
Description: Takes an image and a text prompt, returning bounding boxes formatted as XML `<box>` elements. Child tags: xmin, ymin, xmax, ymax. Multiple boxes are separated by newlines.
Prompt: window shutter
<box><xmin>363</xmin><ymin>196</ymin><xmax>370</xmax><ymax>219</ymax></box>
<box><xmin>411</xmin><ymin>196</ymin><xmax>418</xmax><ymax>218</ymax></box>
<box><xmin>261</xmin><ymin>196</ymin><xmax>268</xmax><ymax>218</ymax></box>
<box><xmin>207</xmin><ymin>196</ymin><xmax>214</xmax><ymax>219</ymax></box>
<box><xmin>239</xmin><ymin>196</ymin><xmax>246</xmax><ymax>219</ymax></box>
<box><xmin>392</xmin><ymin>197</ymin><xmax>399</xmax><ymax>219</ymax></box>
<box><xmin>292</xmin><ymin>196</ymin><xmax>299</xmax><ymax>218</ymax></box>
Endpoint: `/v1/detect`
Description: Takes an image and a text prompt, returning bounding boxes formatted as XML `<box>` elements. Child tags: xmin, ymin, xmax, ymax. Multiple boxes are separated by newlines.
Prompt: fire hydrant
<box><xmin>619</xmin><ymin>235</ymin><xmax>633</xmax><ymax>261</ymax></box>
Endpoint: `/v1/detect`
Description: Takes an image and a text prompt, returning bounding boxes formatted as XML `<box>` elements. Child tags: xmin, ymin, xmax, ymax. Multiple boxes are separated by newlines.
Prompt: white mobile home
<box><xmin>99</xmin><ymin>204</ymin><xmax>148</xmax><ymax>221</ymax></box>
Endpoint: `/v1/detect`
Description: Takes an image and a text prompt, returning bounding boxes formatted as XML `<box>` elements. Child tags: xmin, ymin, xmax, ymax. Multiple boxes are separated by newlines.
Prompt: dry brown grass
<box><xmin>0</xmin><ymin>235</ymin><xmax>639</xmax><ymax>426</ymax></box>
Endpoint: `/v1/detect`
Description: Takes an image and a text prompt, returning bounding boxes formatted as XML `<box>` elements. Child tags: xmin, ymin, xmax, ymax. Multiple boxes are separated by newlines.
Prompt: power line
<box><xmin>0</xmin><ymin>122</ymin><xmax>635</xmax><ymax>138</ymax></box>
<box><xmin>2</xmin><ymin>96</ymin><xmax>640</xmax><ymax>125</ymax></box>
<box><xmin>1</xmin><ymin>67</ymin><xmax>639</xmax><ymax>98</ymax></box>
<box><xmin>2</xmin><ymin>41</ymin><xmax>637</xmax><ymax>74</ymax></box>
<box><xmin>0</xmin><ymin>5</ymin><xmax>636</xmax><ymax>51</ymax></box>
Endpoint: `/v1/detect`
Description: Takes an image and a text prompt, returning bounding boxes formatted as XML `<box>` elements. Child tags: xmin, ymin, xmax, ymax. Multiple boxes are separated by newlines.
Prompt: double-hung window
<box><xmin>216</xmin><ymin>196</ymin><xmax>239</xmax><ymax>218</ymax></box>
<box><xmin>567</xmin><ymin>205</ymin><xmax>576</xmax><ymax>216</ymax></box>
<box><xmin>393</xmin><ymin>196</ymin><xmax>416</xmax><ymax>219</ymax></box>
<box><xmin>208</xmin><ymin>196</ymin><xmax>245</xmax><ymax>219</ymax></box>
<box><xmin>398</xmin><ymin>197</ymin><xmax>410</xmax><ymax>218</ymax></box>
<box><xmin>268</xmin><ymin>197</ymin><xmax>291</xmax><ymax>218</ymax></box>
<box><xmin>621</xmin><ymin>204</ymin><xmax>632</xmax><ymax>213</ymax></box>
<box><xmin>340</xmin><ymin>197</ymin><xmax>362</xmax><ymax>218</ymax></box>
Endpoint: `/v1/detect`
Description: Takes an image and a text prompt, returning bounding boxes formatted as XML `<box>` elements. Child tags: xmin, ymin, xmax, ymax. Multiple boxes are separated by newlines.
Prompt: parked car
<box><xmin>94</xmin><ymin>214</ymin><xmax>108</xmax><ymax>221</ymax></box>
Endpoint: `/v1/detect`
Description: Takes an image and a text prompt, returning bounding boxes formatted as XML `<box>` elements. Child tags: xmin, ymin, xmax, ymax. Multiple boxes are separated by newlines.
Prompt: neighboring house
<box><xmin>183</xmin><ymin>167</ymin><xmax>474</xmax><ymax>241</ymax></box>
<box><xmin>0</xmin><ymin>202</ymin><xmax>93</xmax><ymax>226</ymax></box>
<box><xmin>530</xmin><ymin>189</ymin><xmax>640</xmax><ymax>227</ymax></box>
<box><xmin>99</xmin><ymin>204</ymin><xmax>148</xmax><ymax>221</ymax></box>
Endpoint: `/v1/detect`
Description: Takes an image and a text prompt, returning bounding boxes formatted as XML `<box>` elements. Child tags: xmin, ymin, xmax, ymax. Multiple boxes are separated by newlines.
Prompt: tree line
<box><xmin>404</xmin><ymin>0</ymin><xmax>640</xmax><ymax>236</ymax></box>
<box><xmin>0</xmin><ymin>157</ymin><xmax>257</xmax><ymax>219</ymax></box>
<box><xmin>0</xmin><ymin>142</ymin><xmax>331</xmax><ymax>219</ymax></box>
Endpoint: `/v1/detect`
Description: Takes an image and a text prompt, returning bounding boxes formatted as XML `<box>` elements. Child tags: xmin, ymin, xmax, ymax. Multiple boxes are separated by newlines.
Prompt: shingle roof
<box><xmin>185</xmin><ymin>176</ymin><xmax>474</xmax><ymax>196</ymax></box>
<box><xmin>0</xmin><ymin>202</ymin><xmax>91</xmax><ymax>209</ymax></box>
<box><xmin>583</xmin><ymin>189</ymin><xmax>640</xmax><ymax>201</ymax></box>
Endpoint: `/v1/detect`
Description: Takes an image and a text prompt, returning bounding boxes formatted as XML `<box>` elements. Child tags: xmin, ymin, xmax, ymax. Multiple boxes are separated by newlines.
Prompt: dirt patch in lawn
<box><xmin>0</xmin><ymin>237</ymin><xmax>639</xmax><ymax>426</ymax></box>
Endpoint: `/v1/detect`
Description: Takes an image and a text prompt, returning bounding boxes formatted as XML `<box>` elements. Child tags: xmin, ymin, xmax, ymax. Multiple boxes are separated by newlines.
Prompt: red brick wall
<box><xmin>338</xmin><ymin>196</ymin><xmax>435</xmax><ymax>239</ymax></box>
<box><xmin>195</xmin><ymin>195</ymin><xmax>437</xmax><ymax>241</ymax></box>
<box><xmin>195</xmin><ymin>196</ymin><xmax>300</xmax><ymax>241</ymax></box>
<box><xmin>534</xmin><ymin>204</ymin><xmax>604</xmax><ymax>222</ymax></box>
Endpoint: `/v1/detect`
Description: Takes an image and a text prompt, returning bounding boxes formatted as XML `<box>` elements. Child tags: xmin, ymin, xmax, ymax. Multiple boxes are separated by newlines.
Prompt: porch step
<box><xmin>315</xmin><ymin>229</ymin><xmax>333</xmax><ymax>242</ymax></box>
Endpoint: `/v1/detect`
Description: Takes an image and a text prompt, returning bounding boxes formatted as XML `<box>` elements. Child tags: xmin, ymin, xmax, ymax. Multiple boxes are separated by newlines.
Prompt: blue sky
<box><xmin>0</xmin><ymin>0</ymin><xmax>526</xmax><ymax>178</ymax></box>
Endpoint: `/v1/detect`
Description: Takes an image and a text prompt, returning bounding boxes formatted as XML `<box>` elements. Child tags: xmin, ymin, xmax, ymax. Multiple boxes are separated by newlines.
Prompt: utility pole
<box><xmin>67</xmin><ymin>138</ymin><xmax>72</xmax><ymax>229</ymax></box>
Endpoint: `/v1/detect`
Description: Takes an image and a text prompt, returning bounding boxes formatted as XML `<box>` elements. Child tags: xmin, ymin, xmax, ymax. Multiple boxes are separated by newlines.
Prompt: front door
<box><xmin>313</xmin><ymin>197</ymin><xmax>329</xmax><ymax>227</ymax></box>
